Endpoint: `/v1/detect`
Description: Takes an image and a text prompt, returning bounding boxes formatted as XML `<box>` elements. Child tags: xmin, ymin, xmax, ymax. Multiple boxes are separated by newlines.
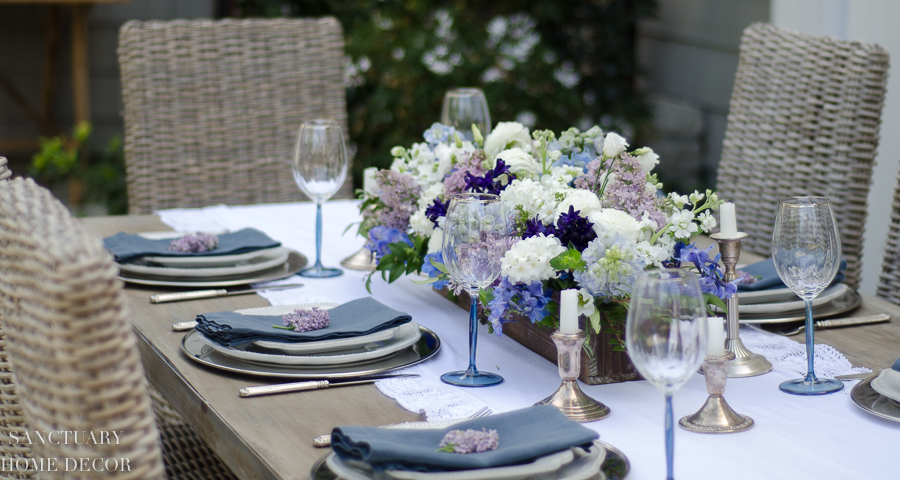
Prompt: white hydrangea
<box><xmin>589</xmin><ymin>208</ymin><xmax>645</xmax><ymax>243</ymax></box>
<box><xmin>635</xmin><ymin>240</ymin><xmax>673</xmax><ymax>268</ymax></box>
<box><xmin>501</xmin><ymin>234</ymin><xmax>566</xmax><ymax>284</ymax></box>
<box><xmin>669</xmin><ymin>209</ymin><xmax>698</xmax><ymax>238</ymax></box>
<box><xmin>500</xmin><ymin>178</ymin><xmax>547</xmax><ymax>218</ymax></box>
<box><xmin>484</xmin><ymin>121</ymin><xmax>532</xmax><ymax>158</ymax></box>
<box><xmin>541</xmin><ymin>165</ymin><xmax>582</xmax><ymax>190</ymax></box>
<box><xmin>493</xmin><ymin>147</ymin><xmax>540</xmax><ymax>178</ymax></box>
<box><xmin>554</xmin><ymin>189</ymin><xmax>602</xmax><ymax>221</ymax></box>
<box><xmin>409</xmin><ymin>209</ymin><xmax>434</xmax><ymax>237</ymax></box>
<box><xmin>698</xmin><ymin>210</ymin><xmax>717</xmax><ymax>233</ymax></box>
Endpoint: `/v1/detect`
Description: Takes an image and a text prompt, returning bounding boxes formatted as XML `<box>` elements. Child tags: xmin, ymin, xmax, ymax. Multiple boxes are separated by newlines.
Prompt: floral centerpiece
<box><xmin>358</xmin><ymin>121</ymin><xmax>734</xmax><ymax>352</ymax></box>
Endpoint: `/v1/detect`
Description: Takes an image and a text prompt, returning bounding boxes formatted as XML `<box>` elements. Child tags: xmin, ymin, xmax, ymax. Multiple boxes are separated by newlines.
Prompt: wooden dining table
<box><xmin>81</xmin><ymin>211</ymin><xmax>900</xmax><ymax>480</ymax></box>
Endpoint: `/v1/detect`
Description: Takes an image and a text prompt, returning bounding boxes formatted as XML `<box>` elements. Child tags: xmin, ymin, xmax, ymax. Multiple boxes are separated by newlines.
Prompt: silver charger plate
<box><xmin>118</xmin><ymin>249</ymin><xmax>307</xmax><ymax>287</ymax></box>
<box><xmin>850</xmin><ymin>376</ymin><xmax>900</xmax><ymax>423</ymax></box>
<box><xmin>309</xmin><ymin>440</ymin><xmax>630</xmax><ymax>480</ymax></box>
<box><xmin>181</xmin><ymin>325</ymin><xmax>440</xmax><ymax>379</ymax></box>
<box><xmin>738</xmin><ymin>289</ymin><xmax>862</xmax><ymax>324</ymax></box>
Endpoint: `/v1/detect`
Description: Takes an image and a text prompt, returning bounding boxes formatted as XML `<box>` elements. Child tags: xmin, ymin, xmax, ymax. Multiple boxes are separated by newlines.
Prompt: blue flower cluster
<box><xmin>421</xmin><ymin>251</ymin><xmax>449</xmax><ymax>290</ymax></box>
<box><xmin>464</xmin><ymin>159</ymin><xmax>516</xmax><ymax>195</ymax></box>
<box><xmin>365</xmin><ymin>226</ymin><xmax>412</xmax><ymax>259</ymax></box>
<box><xmin>487</xmin><ymin>278</ymin><xmax>553</xmax><ymax>334</ymax></box>
<box><xmin>423</xmin><ymin>123</ymin><xmax>458</xmax><ymax>147</ymax></box>
<box><xmin>678</xmin><ymin>243</ymin><xmax>737</xmax><ymax>300</ymax></box>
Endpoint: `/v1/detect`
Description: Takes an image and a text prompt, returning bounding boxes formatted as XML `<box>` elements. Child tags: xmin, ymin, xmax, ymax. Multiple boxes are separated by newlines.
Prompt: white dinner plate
<box><xmin>737</xmin><ymin>283</ymin><xmax>847</xmax><ymax>315</ymax></box>
<box><xmin>237</xmin><ymin>303</ymin><xmax>408</xmax><ymax>355</ymax></box>
<box><xmin>870</xmin><ymin>369</ymin><xmax>900</xmax><ymax>403</ymax></box>
<box><xmin>118</xmin><ymin>247</ymin><xmax>289</xmax><ymax>279</ymax></box>
<box><xmin>197</xmin><ymin>319</ymin><xmax>422</xmax><ymax>366</ymax></box>
<box><xmin>324</xmin><ymin>440</ymin><xmax>605</xmax><ymax>480</ymax></box>
<box><xmin>737</xmin><ymin>287</ymin><xmax>799</xmax><ymax>305</ymax></box>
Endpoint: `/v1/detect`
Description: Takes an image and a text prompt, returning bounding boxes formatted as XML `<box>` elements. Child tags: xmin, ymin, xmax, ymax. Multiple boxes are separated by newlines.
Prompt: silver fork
<box><xmin>313</xmin><ymin>406</ymin><xmax>493</xmax><ymax>447</ymax></box>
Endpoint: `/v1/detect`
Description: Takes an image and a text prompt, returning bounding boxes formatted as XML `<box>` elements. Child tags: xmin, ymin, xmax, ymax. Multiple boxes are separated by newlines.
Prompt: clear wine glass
<box><xmin>772</xmin><ymin>196</ymin><xmax>843</xmax><ymax>395</ymax></box>
<box><xmin>292</xmin><ymin>119</ymin><xmax>348</xmax><ymax>278</ymax></box>
<box><xmin>440</xmin><ymin>88</ymin><xmax>491</xmax><ymax>140</ymax></box>
<box><xmin>440</xmin><ymin>193</ymin><xmax>507</xmax><ymax>387</ymax></box>
<box><xmin>626</xmin><ymin>269</ymin><xmax>707</xmax><ymax>480</ymax></box>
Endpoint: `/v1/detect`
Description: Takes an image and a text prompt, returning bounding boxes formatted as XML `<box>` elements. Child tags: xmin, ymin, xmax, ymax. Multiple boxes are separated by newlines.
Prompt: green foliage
<box><xmin>230</xmin><ymin>0</ymin><xmax>655</xmax><ymax>186</ymax></box>
<box><xmin>30</xmin><ymin>123</ymin><xmax>128</xmax><ymax>215</ymax></box>
<box><xmin>365</xmin><ymin>234</ymin><xmax>430</xmax><ymax>292</ymax></box>
<box><xmin>549</xmin><ymin>247</ymin><xmax>586</xmax><ymax>272</ymax></box>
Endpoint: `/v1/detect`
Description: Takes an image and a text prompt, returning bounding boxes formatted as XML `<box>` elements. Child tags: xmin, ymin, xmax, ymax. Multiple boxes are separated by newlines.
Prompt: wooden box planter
<box><xmin>436</xmin><ymin>288</ymin><xmax>641</xmax><ymax>385</ymax></box>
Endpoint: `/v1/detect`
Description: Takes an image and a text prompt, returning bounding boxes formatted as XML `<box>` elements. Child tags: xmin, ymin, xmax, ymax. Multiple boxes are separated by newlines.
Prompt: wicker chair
<box><xmin>0</xmin><ymin>157</ymin><xmax>10</xmax><ymax>180</ymax></box>
<box><xmin>0</xmin><ymin>178</ymin><xmax>236</xmax><ymax>479</ymax></box>
<box><xmin>118</xmin><ymin>18</ymin><xmax>350</xmax><ymax>214</ymax></box>
<box><xmin>876</xmin><ymin>172</ymin><xmax>900</xmax><ymax>304</ymax></box>
<box><xmin>716</xmin><ymin>23</ymin><xmax>889</xmax><ymax>289</ymax></box>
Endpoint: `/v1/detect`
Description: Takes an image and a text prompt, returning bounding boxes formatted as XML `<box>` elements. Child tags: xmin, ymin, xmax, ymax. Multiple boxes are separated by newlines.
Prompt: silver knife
<box><xmin>834</xmin><ymin>372</ymin><xmax>876</xmax><ymax>380</ymax></box>
<box><xmin>240</xmin><ymin>374</ymin><xmax>419</xmax><ymax>398</ymax></box>
<box><xmin>150</xmin><ymin>283</ymin><xmax>304</xmax><ymax>304</ymax></box>
<box><xmin>777</xmin><ymin>313</ymin><xmax>891</xmax><ymax>336</ymax></box>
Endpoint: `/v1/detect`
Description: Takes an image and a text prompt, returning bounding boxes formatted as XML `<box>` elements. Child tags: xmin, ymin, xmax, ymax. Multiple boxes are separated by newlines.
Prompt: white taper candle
<box><xmin>719</xmin><ymin>202</ymin><xmax>738</xmax><ymax>238</ymax></box>
<box><xmin>560</xmin><ymin>289</ymin><xmax>579</xmax><ymax>334</ymax></box>
<box><xmin>707</xmin><ymin>316</ymin><xmax>725</xmax><ymax>356</ymax></box>
<box><xmin>363</xmin><ymin>167</ymin><xmax>378</xmax><ymax>195</ymax></box>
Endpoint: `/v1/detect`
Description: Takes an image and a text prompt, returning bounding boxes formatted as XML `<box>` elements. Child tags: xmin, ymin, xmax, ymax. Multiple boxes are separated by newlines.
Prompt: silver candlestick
<box><xmin>340</xmin><ymin>246</ymin><xmax>377</xmax><ymax>271</ymax></box>
<box><xmin>710</xmin><ymin>232</ymin><xmax>773</xmax><ymax>377</ymax></box>
<box><xmin>535</xmin><ymin>330</ymin><xmax>610</xmax><ymax>423</ymax></box>
<box><xmin>679</xmin><ymin>351</ymin><xmax>754</xmax><ymax>433</ymax></box>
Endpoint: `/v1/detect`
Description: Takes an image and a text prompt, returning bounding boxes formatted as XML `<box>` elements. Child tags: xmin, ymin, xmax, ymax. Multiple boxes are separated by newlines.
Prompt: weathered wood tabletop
<box><xmin>81</xmin><ymin>215</ymin><xmax>900</xmax><ymax>479</ymax></box>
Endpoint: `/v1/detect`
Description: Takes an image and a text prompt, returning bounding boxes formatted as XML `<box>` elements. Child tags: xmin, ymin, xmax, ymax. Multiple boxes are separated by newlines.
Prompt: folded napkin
<box><xmin>103</xmin><ymin>228</ymin><xmax>281</xmax><ymax>263</ymax></box>
<box><xmin>195</xmin><ymin>297</ymin><xmax>411</xmax><ymax>347</ymax></box>
<box><xmin>737</xmin><ymin>258</ymin><xmax>847</xmax><ymax>291</ymax></box>
<box><xmin>332</xmin><ymin>405</ymin><xmax>599</xmax><ymax>473</ymax></box>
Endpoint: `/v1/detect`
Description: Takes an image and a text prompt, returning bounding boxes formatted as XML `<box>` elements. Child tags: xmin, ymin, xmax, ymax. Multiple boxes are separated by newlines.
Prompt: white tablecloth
<box><xmin>158</xmin><ymin>200</ymin><xmax>895</xmax><ymax>480</ymax></box>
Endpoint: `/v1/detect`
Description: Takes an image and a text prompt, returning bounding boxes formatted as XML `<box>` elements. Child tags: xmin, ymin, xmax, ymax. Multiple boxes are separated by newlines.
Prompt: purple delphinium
<box><xmin>421</xmin><ymin>251</ymin><xmax>449</xmax><ymax>290</ymax></box>
<box><xmin>168</xmin><ymin>232</ymin><xmax>218</xmax><ymax>253</ymax></box>
<box><xmin>444</xmin><ymin>151</ymin><xmax>487</xmax><ymax>196</ymax></box>
<box><xmin>277</xmin><ymin>307</ymin><xmax>330</xmax><ymax>332</ymax></box>
<box><xmin>437</xmin><ymin>429</ymin><xmax>499</xmax><ymax>454</ymax></box>
<box><xmin>374</xmin><ymin>170</ymin><xmax>422</xmax><ymax>230</ymax></box>
<box><xmin>522</xmin><ymin>217</ymin><xmax>550</xmax><ymax>239</ymax></box>
<box><xmin>678</xmin><ymin>244</ymin><xmax>736</xmax><ymax>300</ymax></box>
<box><xmin>365</xmin><ymin>226</ymin><xmax>412</xmax><ymax>258</ymax></box>
<box><xmin>424</xmin><ymin>197</ymin><xmax>449</xmax><ymax>228</ymax></box>
<box><xmin>464</xmin><ymin>159</ymin><xmax>516</xmax><ymax>195</ymax></box>
<box><xmin>488</xmin><ymin>278</ymin><xmax>552</xmax><ymax>334</ymax></box>
<box><xmin>551</xmin><ymin>206</ymin><xmax>597</xmax><ymax>252</ymax></box>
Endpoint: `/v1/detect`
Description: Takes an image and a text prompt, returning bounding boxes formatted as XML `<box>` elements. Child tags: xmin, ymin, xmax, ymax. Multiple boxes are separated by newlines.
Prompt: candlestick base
<box><xmin>725</xmin><ymin>338</ymin><xmax>773</xmax><ymax>377</ymax></box>
<box><xmin>680</xmin><ymin>352</ymin><xmax>754</xmax><ymax>434</ymax></box>
<box><xmin>534</xmin><ymin>331</ymin><xmax>610</xmax><ymax>423</ymax></box>
<box><xmin>340</xmin><ymin>247</ymin><xmax>377</xmax><ymax>271</ymax></box>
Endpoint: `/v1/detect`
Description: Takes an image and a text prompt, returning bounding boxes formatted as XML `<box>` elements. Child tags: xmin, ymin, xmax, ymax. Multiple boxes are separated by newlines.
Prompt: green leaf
<box><xmin>704</xmin><ymin>293</ymin><xmax>728</xmax><ymax>316</ymax></box>
<box><xmin>550</xmin><ymin>248</ymin><xmax>586</xmax><ymax>271</ymax></box>
<box><xmin>588</xmin><ymin>309</ymin><xmax>602</xmax><ymax>334</ymax></box>
<box><xmin>429</xmin><ymin>257</ymin><xmax>449</xmax><ymax>274</ymax></box>
<box><xmin>388</xmin><ymin>266</ymin><xmax>404</xmax><ymax>283</ymax></box>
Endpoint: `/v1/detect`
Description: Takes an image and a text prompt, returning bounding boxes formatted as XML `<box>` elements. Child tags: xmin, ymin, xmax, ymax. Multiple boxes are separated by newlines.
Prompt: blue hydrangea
<box><xmin>365</xmin><ymin>226</ymin><xmax>412</xmax><ymax>259</ymax></box>
<box><xmin>423</xmin><ymin>123</ymin><xmax>458</xmax><ymax>146</ymax></box>
<box><xmin>574</xmin><ymin>233</ymin><xmax>648</xmax><ymax>298</ymax></box>
<box><xmin>488</xmin><ymin>278</ymin><xmax>552</xmax><ymax>334</ymax></box>
<box><xmin>422</xmin><ymin>251</ymin><xmax>449</xmax><ymax>290</ymax></box>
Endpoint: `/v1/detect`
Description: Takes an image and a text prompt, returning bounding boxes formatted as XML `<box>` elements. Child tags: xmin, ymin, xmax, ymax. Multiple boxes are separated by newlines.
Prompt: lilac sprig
<box><xmin>437</xmin><ymin>429</ymin><xmax>499</xmax><ymax>454</ymax></box>
<box><xmin>274</xmin><ymin>307</ymin><xmax>330</xmax><ymax>332</ymax></box>
<box><xmin>168</xmin><ymin>232</ymin><xmax>218</xmax><ymax>253</ymax></box>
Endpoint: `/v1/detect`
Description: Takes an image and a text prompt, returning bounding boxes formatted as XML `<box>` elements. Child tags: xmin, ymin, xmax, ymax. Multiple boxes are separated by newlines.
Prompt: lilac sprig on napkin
<box><xmin>274</xmin><ymin>308</ymin><xmax>330</xmax><ymax>332</ymax></box>
<box><xmin>168</xmin><ymin>232</ymin><xmax>219</xmax><ymax>253</ymax></box>
<box><xmin>103</xmin><ymin>228</ymin><xmax>280</xmax><ymax>263</ymax></box>
<box><xmin>437</xmin><ymin>429</ymin><xmax>499</xmax><ymax>454</ymax></box>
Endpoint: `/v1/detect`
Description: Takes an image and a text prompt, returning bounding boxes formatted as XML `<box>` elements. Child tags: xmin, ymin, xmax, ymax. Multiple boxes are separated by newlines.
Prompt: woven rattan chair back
<box><xmin>0</xmin><ymin>178</ymin><xmax>166</xmax><ymax>478</ymax></box>
<box><xmin>716</xmin><ymin>23</ymin><xmax>889</xmax><ymax>289</ymax></box>
<box><xmin>877</xmin><ymin>172</ymin><xmax>900</xmax><ymax>304</ymax></box>
<box><xmin>0</xmin><ymin>157</ymin><xmax>10</xmax><ymax>180</ymax></box>
<box><xmin>118</xmin><ymin>18</ymin><xmax>348</xmax><ymax>214</ymax></box>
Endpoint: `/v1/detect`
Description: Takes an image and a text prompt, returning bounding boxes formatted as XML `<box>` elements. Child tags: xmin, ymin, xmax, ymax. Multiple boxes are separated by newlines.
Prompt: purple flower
<box><xmin>487</xmin><ymin>278</ymin><xmax>552</xmax><ymax>334</ymax></box>
<box><xmin>550</xmin><ymin>206</ymin><xmax>597</xmax><ymax>252</ymax></box>
<box><xmin>437</xmin><ymin>429</ymin><xmax>499</xmax><ymax>454</ymax></box>
<box><xmin>677</xmin><ymin>243</ymin><xmax>737</xmax><ymax>300</ymax></box>
<box><xmin>365</xmin><ymin>226</ymin><xmax>412</xmax><ymax>258</ymax></box>
<box><xmin>279</xmin><ymin>307</ymin><xmax>330</xmax><ymax>332</ymax></box>
<box><xmin>522</xmin><ymin>217</ymin><xmax>550</xmax><ymax>239</ymax></box>
<box><xmin>444</xmin><ymin>151</ymin><xmax>487</xmax><ymax>196</ymax></box>
<box><xmin>425</xmin><ymin>197</ymin><xmax>448</xmax><ymax>228</ymax></box>
<box><xmin>168</xmin><ymin>232</ymin><xmax>218</xmax><ymax>253</ymax></box>
<box><xmin>373</xmin><ymin>170</ymin><xmax>422</xmax><ymax>230</ymax></box>
<box><xmin>464</xmin><ymin>159</ymin><xmax>516</xmax><ymax>195</ymax></box>
<box><xmin>735</xmin><ymin>270</ymin><xmax>758</xmax><ymax>286</ymax></box>
<box><xmin>575</xmin><ymin>154</ymin><xmax>666</xmax><ymax>227</ymax></box>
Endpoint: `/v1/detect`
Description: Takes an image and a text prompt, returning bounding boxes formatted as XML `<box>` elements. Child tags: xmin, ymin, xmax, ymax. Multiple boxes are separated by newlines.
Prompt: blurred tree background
<box><xmin>223</xmin><ymin>0</ymin><xmax>657</xmax><ymax>187</ymax></box>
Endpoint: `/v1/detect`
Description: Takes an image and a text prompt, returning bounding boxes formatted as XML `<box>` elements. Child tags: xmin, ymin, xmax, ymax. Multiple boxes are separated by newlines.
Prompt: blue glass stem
<box><xmin>803</xmin><ymin>299</ymin><xmax>818</xmax><ymax>383</ymax></box>
<box><xmin>313</xmin><ymin>202</ymin><xmax>324</xmax><ymax>270</ymax></box>
<box><xmin>466</xmin><ymin>294</ymin><xmax>480</xmax><ymax>377</ymax></box>
<box><xmin>665</xmin><ymin>393</ymin><xmax>674</xmax><ymax>480</ymax></box>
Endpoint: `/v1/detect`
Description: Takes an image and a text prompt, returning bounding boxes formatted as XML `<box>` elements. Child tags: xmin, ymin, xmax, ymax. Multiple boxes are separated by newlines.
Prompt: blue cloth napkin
<box><xmin>103</xmin><ymin>228</ymin><xmax>281</xmax><ymax>263</ymax></box>
<box><xmin>195</xmin><ymin>297</ymin><xmax>412</xmax><ymax>347</ymax></box>
<box><xmin>737</xmin><ymin>258</ymin><xmax>847</xmax><ymax>291</ymax></box>
<box><xmin>892</xmin><ymin>358</ymin><xmax>900</xmax><ymax>372</ymax></box>
<box><xmin>331</xmin><ymin>405</ymin><xmax>599</xmax><ymax>473</ymax></box>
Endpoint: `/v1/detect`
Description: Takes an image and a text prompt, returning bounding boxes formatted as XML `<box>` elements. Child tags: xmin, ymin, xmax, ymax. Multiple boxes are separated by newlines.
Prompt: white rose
<box><xmin>589</xmin><ymin>208</ymin><xmax>644</xmax><ymax>243</ymax></box>
<box><xmin>494</xmin><ymin>147</ymin><xmax>540</xmax><ymax>177</ymax></box>
<box><xmin>427</xmin><ymin>227</ymin><xmax>444</xmax><ymax>254</ymax></box>
<box><xmin>633</xmin><ymin>147</ymin><xmax>659</xmax><ymax>173</ymax></box>
<box><xmin>484</xmin><ymin>121</ymin><xmax>531</xmax><ymax>158</ymax></box>
<box><xmin>602</xmin><ymin>132</ymin><xmax>628</xmax><ymax>158</ymax></box>
<box><xmin>554</xmin><ymin>190</ymin><xmax>602</xmax><ymax>221</ymax></box>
